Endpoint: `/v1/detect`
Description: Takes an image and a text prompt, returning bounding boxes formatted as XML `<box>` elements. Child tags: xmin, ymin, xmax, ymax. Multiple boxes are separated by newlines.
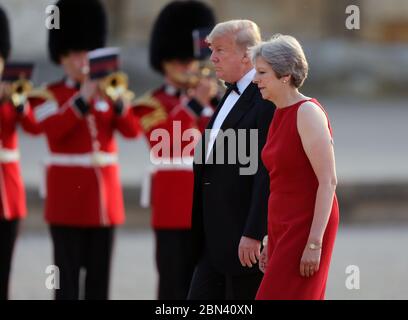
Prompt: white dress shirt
<box><xmin>206</xmin><ymin>68</ymin><xmax>256</xmax><ymax>161</ymax></box>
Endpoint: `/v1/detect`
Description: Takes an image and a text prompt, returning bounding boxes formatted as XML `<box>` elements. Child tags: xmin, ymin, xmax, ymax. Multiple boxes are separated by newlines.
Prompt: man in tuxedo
<box><xmin>133</xmin><ymin>0</ymin><xmax>218</xmax><ymax>300</ymax></box>
<box><xmin>188</xmin><ymin>20</ymin><xmax>276</xmax><ymax>300</ymax></box>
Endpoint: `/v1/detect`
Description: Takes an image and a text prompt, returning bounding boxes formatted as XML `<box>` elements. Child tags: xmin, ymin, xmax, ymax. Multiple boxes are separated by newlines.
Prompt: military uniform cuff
<box><xmin>73</xmin><ymin>96</ymin><xmax>90</xmax><ymax>116</ymax></box>
<box><xmin>186</xmin><ymin>98</ymin><xmax>204</xmax><ymax>116</ymax></box>
<box><xmin>114</xmin><ymin>99</ymin><xmax>125</xmax><ymax>116</ymax></box>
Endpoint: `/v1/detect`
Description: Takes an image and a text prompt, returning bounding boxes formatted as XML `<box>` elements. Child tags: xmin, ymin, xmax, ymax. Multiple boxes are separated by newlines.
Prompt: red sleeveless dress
<box><xmin>256</xmin><ymin>98</ymin><xmax>339</xmax><ymax>300</ymax></box>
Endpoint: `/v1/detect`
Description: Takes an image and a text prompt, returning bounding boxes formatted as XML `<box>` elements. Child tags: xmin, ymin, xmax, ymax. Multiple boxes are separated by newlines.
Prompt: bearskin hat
<box><xmin>48</xmin><ymin>0</ymin><xmax>107</xmax><ymax>64</ymax></box>
<box><xmin>0</xmin><ymin>6</ymin><xmax>11</xmax><ymax>61</ymax></box>
<box><xmin>149</xmin><ymin>0</ymin><xmax>216</xmax><ymax>74</ymax></box>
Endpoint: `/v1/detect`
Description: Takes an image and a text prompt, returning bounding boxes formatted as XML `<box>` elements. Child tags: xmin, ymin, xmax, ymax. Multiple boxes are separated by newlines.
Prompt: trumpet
<box><xmin>10</xmin><ymin>78</ymin><xmax>33</xmax><ymax>107</ymax></box>
<box><xmin>170</xmin><ymin>63</ymin><xmax>214</xmax><ymax>89</ymax></box>
<box><xmin>1</xmin><ymin>61</ymin><xmax>35</xmax><ymax>107</ymax></box>
<box><xmin>10</xmin><ymin>79</ymin><xmax>33</xmax><ymax>107</ymax></box>
<box><xmin>98</xmin><ymin>71</ymin><xmax>135</xmax><ymax>103</ymax></box>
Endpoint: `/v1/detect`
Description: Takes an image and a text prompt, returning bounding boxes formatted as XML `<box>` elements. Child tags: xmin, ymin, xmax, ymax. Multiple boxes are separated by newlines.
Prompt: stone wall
<box><xmin>1</xmin><ymin>0</ymin><xmax>407</xmax><ymax>96</ymax></box>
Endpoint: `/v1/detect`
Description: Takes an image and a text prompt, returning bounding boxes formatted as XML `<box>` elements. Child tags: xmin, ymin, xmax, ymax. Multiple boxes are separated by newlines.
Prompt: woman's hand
<box><xmin>259</xmin><ymin>244</ymin><xmax>268</xmax><ymax>273</ymax></box>
<box><xmin>300</xmin><ymin>244</ymin><xmax>321</xmax><ymax>277</ymax></box>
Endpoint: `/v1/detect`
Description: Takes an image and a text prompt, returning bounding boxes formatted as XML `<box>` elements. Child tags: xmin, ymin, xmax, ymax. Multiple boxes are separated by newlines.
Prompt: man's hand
<box><xmin>188</xmin><ymin>77</ymin><xmax>217</xmax><ymax>107</ymax></box>
<box><xmin>238</xmin><ymin>236</ymin><xmax>261</xmax><ymax>268</ymax></box>
<box><xmin>0</xmin><ymin>82</ymin><xmax>11</xmax><ymax>101</ymax></box>
<box><xmin>80</xmin><ymin>78</ymin><xmax>98</xmax><ymax>103</ymax></box>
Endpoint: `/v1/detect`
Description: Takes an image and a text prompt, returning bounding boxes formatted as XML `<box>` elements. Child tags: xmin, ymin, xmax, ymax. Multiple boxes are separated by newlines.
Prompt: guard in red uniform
<box><xmin>31</xmin><ymin>0</ymin><xmax>139</xmax><ymax>300</ymax></box>
<box><xmin>132</xmin><ymin>0</ymin><xmax>218</xmax><ymax>299</ymax></box>
<box><xmin>0</xmin><ymin>6</ymin><xmax>41</xmax><ymax>300</ymax></box>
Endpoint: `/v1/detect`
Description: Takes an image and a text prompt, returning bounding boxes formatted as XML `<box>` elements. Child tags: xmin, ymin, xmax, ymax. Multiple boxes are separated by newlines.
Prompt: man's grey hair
<box><xmin>207</xmin><ymin>19</ymin><xmax>261</xmax><ymax>51</ymax></box>
<box><xmin>250</xmin><ymin>34</ymin><xmax>309</xmax><ymax>88</ymax></box>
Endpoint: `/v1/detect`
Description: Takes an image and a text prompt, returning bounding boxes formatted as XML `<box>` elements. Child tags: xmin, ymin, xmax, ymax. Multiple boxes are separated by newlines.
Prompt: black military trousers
<box><xmin>49</xmin><ymin>225</ymin><xmax>114</xmax><ymax>300</ymax></box>
<box><xmin>187</xmin><ymin>251</ymin><xmax>263</xmax><ymax>300</ymax></box>
<box><xmin>0</xmin><ymin>219</ymin><xmax>19</xmax><ymax>300</ymax></box>
<box><xmin>155</xmin><ymin>229</ymin><xmax>195</xmax><ymax>300</ymax></box>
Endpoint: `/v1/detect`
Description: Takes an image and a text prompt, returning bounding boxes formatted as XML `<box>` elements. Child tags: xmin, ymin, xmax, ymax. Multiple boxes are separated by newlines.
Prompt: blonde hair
<box><xmin>207</xmin><ymin>20</ymin><xmax>261</xmax><ymax>51</ymax></box>
<box><xmin>250</xmin><ymin>34</ymin><xmax>308</xmax><ymax>88</ymax></box>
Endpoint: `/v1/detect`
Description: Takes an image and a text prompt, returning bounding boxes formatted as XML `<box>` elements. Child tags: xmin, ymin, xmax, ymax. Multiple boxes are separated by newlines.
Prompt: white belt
<box><xmin>140</xmin><ymin>156</ymin><xmax>194</xmax><ymax>208</ymax></box>
<box><xmin>46</xmin><ymin>152</ymin><xmax>118</xmax><ymax>167</ymax></box>
<box><xmin>0</xmin><ymin>149</ymin><xmax>20</xmax><ymax>163</ymax></box>
<box><xmin>39</xmin><ymin>151</ymin><xmax>119</xmax><ymax>199</ymax></box>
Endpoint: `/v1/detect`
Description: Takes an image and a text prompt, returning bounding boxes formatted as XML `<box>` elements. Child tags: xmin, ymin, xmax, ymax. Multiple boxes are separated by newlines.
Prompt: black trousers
<box><xmin>155</xmin><ymin>229</ymin><xmax>195</xmax><ymax>300</ymax></box>
<box><xmin>0</xmin><ymin>219</ymin><xmax>19</xmax><ymax>300</ymax></box>
<box><xmin>49</xmin><ymin>225</ymin><xmax>115</xmax><ymax>300</ymax></box>
<box><xmin>187</xmin><ymin>252</ymin><xmax>263</xmax><ymax>300</ymax></box>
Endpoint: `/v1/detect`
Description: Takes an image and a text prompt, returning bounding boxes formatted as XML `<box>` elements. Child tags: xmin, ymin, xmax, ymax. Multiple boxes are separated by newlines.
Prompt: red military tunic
<box><xmin>31</xmin><ymin>79</ymin><xmax>140</xmax><ymax>227</ymax></box>
<box><xmin>0</xmin><ymin>101</ymin><xmax>41</xmax><ymax>220</ymax></box>
<box><xmin>132</xmin><ymin>85</ymin><xmax>214</xmax><ymax>229</ymax></box>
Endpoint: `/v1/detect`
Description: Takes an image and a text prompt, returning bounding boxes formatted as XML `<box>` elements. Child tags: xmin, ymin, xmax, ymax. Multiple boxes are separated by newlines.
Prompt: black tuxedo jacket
<box><xmin>191</xmin><ymin>82</ymin><xmax>276</xmax><ymax>275</ymax></box>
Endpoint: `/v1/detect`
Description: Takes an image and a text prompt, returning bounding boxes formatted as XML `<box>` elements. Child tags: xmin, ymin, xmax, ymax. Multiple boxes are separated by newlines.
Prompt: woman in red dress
<box><xmin>250</xmin><ymin>34</ymin><xmax>339</xmax><ymax>300</ymax></box>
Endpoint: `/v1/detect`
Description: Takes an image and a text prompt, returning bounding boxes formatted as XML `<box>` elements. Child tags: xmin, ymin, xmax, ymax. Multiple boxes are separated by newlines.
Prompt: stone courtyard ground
<box><xmin>9</xmin><ymin>224</ymin><xmax>408</xmax><ymax>300</ymax></box>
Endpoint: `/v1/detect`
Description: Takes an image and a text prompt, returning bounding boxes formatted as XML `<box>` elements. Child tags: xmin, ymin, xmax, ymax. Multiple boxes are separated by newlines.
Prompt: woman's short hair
<box><xmin>207</xmin><ymin>19</ymin><xmax>261</xmax><ymax>51</ymax></box>
<box><xmin>250</xmin><ymin>34</ymin><xmax>308</xmax><ymax>88</ymax></box>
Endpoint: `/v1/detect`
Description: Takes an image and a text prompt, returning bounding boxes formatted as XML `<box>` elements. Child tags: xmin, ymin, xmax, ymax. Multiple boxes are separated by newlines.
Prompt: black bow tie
<box><xmin>225</xmin><ymin>82</ymin><xmax>241</xmax><ymax>95</ymax></box>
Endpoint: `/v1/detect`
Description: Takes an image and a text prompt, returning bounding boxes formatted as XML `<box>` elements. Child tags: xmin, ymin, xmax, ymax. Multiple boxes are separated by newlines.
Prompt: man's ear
<box><xmin>242</xmin><ymin>53</ymin><xmax>250</xmax><ymax>64</ymax></box>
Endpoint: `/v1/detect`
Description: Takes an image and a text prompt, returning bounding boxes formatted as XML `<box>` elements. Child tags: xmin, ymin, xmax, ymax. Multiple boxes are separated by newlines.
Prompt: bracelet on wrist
<box><xmin>307</xmin><ymin>242</ymin><xmax>322</xmax><ymax>250</ymax></box>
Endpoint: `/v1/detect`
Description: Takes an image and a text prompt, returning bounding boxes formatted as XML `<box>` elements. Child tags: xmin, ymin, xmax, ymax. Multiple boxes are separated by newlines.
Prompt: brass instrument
<box><xmin>170</xmin><ymin>61</ymin><xmax>215</xmax><ymax>89</ymax></box>
<box><xmin>1</xmin><ymin>62</ymin><xmax>35</xmax><ymax>107</ymax></box>
<box><xmin>10</xmin><ymin>78</ymin><xmax>33</xmax><ymax>107</ymax></box>
<box><xmin>98</xmin><ymin>71</ymin><xmax>135</xmax><ymax>103</ymax></box>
